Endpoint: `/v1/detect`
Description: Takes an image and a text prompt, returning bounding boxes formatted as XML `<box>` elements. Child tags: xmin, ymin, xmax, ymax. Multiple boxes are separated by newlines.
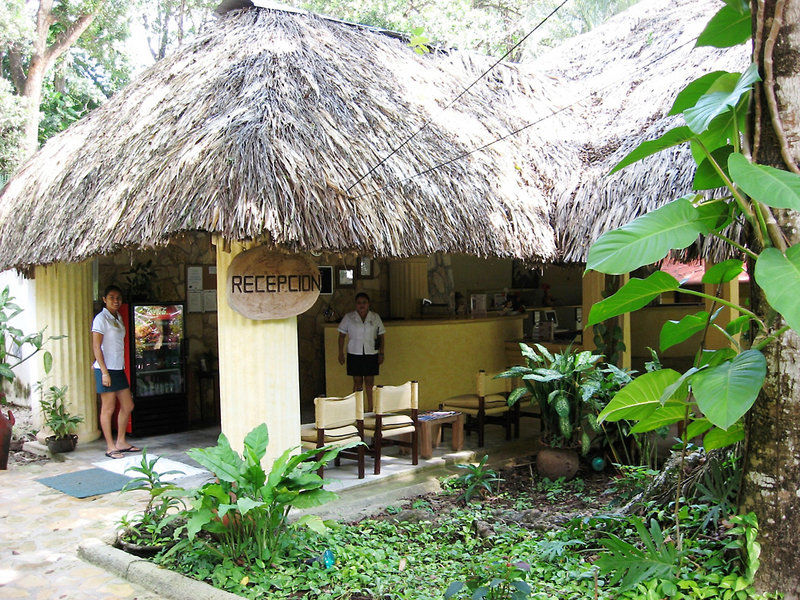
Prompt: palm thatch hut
<box><xmin>0</xmin><ymin>1</ymin><xmax>576</xmax><ymax>272</ymax></box>
<box><xmin>536</xmin><ymin>0</ymin><xmax>749</xmax><ymax>263</ymax></box>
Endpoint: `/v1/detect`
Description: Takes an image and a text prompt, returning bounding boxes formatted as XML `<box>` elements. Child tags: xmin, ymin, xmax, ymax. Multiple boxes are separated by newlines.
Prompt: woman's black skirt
<box><xmin>347</xmin><ymin>353</ymin><xmax>380</xmax><ymax>377</ymax></box>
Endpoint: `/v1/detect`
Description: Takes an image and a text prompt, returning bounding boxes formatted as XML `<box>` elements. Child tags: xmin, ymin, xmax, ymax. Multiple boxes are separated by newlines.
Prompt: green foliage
<box><xmin>588</xmin><ymin>271</ymin><xmax>679</xmax><ymax>325</ymax></box>
<box><xmin>500</xmin><ymin>344</ymin><xmax>610</xmax><ymax>452</ymax></box>
<box><xmin>444</xmin><ymin>560</ymin><xmax>532</xmax><ymax>600</ymax></box>
<box><xmin>39</xmin><ymin>384</ymin><xmax>83</xmax><ymax>438</ymax></box>
<box><xmin>754</xmin><ymin>246</ymin><xmax>800</xmax><ymax>333</ymax></box>
<box><xmin>118</xmin><ymin>449</ymin><xmax>186</xmax><ymax>546</ymax></box>
<box><xmin>452</xmin><ymin>455</ymin><xmax>503</xmax><ymax>502</ymax></box>
<box><xmin>171</xmin><ymin>423</ymin><xmax>346</xmax><ymax>565</ymax></box>
<box><xmin>0</xmin><ymin>286</ymin><xmax>65</xmax><ymax>388</ymax></box>
<box><xmin>695</xmin><ymin>0</ymin><xmax>751</xmax><ymax>48</ymax></box>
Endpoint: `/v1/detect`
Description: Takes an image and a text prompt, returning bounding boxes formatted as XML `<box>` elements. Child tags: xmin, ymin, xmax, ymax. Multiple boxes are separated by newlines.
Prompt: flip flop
<box><xmin>105</xmin><ymin>450</ymin><xmax>125</xmax><ymax>459</ymax></box>
<box><xmin>117</xmin><ymin>445</ymin><xmax>141</xmax><ymax>453</ymax></box>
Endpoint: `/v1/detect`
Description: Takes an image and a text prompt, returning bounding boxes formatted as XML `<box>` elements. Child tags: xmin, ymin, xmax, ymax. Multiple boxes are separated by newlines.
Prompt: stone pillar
<box><xmin>389</xmin><ymin>257</ymin><xmax>429</xmax><ymax>319</ymax></box>
<box><xmin>581</xmin><ymin>270</ymin><xmax>605</xmax><ymax>352</ymax></box>
<box><xmin>215</xmin><ymin>240</ymin><xmax>301</xmax><ymax>466</ymax></box>
<box><xmin>34</xmin><ymin>261</ymin><xmax>99</xmax><ymax>441</ymax></box>
<box><xmin>703</xmin><ymin>274</ymin><xmax>740</xmax><ymax>349</ymax></box>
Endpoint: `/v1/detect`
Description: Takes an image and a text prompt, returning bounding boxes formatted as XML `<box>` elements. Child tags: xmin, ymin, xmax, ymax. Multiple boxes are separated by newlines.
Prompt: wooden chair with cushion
<box><xmin>301</xmin><ymin>391</ymin><xmax>365</xmax><ymax>479</ymax></box>
<box><xmin>440</xmin><ymin>370</ymin><xmax>516</xmax><ymax>447</ymax></box>
<box><xmin>361</xmin><ymin>381</ymin><xmax>419</xmax><ymax>475</ymax></box>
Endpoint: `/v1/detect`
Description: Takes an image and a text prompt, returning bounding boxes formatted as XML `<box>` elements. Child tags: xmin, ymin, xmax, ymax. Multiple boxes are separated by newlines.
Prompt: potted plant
<box><xmin>500</xmin><ymin>343</ymin><xmax>615</xmax><ymax>480</ymax></box>
<box><xmin>40</xmin><ymin>385</ymin><xmax>83</xmax><ymax>453</ymax></box>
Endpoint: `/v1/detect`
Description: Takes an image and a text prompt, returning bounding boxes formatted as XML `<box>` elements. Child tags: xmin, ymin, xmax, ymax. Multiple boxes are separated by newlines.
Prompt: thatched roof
<box><xmin>539</xmin><ymin>0</ymin><xmax>749</xmax><ymax>263</ymax></box>
<box><xmin>0</xmin><ymin>2</ymin><xmax>570</xmax><ymax>270</ymax></box>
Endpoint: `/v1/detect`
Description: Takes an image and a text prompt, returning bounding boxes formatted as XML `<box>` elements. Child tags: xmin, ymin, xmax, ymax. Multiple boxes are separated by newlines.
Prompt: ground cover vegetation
<box><xmin>118</xmin><ymin>426</ymin><xmax>771</xmax><ymax>599</ymax></box>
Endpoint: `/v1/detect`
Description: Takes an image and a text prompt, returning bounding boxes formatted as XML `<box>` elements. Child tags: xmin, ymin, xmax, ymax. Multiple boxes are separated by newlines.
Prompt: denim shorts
<box><xmin>94</xmin><ymin>369</ymin><xmax>129</xmax><ymax>393</ymax></box>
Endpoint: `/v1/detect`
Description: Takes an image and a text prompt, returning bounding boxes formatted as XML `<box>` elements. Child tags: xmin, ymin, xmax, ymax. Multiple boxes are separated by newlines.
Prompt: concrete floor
<box><xmin>0</xmin><ymin>419</ymin><xmax>540</xmax><ymax>600</ymax></box>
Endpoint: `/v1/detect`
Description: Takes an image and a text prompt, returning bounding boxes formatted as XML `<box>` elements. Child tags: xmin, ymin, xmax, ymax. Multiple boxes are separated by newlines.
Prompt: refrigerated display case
<box><xmin>129</xmin><ymin>303</ymin><xmax>188</xmax><ymax>435</ymax></box>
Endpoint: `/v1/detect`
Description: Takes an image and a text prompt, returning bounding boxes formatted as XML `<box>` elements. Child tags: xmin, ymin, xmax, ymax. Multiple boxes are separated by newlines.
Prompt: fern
<box><xmin>595</xmin><ymin>517</ymin><xmax>680</xmax><ymax>589</ymax></box>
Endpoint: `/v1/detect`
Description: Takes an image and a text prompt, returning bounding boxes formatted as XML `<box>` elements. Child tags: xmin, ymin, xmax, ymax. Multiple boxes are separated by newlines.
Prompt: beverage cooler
<box><xmin>127</xmin><ymin>303</ymin><xmax>188</xmax><ymax>436</ymax></box>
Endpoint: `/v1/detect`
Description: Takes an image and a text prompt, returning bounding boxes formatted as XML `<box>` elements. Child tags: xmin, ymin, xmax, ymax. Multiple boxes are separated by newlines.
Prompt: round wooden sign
<box><xmin>226</xmin><ymin>247</ymin><xmax>321</xmax><ymax>320</ymax></box>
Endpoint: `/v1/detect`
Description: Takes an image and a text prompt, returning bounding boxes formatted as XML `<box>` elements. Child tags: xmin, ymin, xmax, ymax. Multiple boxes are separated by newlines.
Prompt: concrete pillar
<box><xmin>389</xmin><ymin>257</ymin><xmax>429</xmax><ymax>319</ymax></box>
<box><xmin>34</xmin><ymin>261</ymin><xmax>99</xmax><ymax>441</ymax></box>
<box><xmin>581</xmin><ymin>270</ymin><xmax>605</xmax><ymax>352</ymax></box>
<box><xmin>703</xmin><ymin>274</ymin><xmax>740</xmax><ymax>349</ymax></box>
<box><xmin>215</xmin><ymin>240</ymin><xmax>301</xmax><ymax>465</ymax></box>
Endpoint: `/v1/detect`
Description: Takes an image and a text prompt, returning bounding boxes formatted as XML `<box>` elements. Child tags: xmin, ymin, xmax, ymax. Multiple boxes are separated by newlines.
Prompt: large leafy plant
<box><xmin>176</xmin><ymin>423</ymin><xmax>347</xmax><ymax>565</ymax></box>
<box><xmin>586</xmin><ymin>0</ymin><xmax>795</xmax><ymax>456</ymax></box>
<box><xmin>499</xmin><ymin>344</ymin><xmax>614</xmax><ymax>454</ymax></box>
<box><xmin>39</xmin><ymin>385</ymin><xmax>83</xmax><ymax>439</ymax></box>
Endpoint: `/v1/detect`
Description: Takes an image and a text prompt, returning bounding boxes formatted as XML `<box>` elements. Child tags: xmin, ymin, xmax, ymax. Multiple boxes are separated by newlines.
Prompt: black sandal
<box><xmin>105</xmin><ymin>450</ymin><xmax>125</xmax><ymax>459</ymax></box>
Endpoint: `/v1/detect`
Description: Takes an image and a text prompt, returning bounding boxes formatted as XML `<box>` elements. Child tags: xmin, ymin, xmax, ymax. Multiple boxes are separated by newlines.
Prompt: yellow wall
<box><xmin>35</xmin><ymin>261</ymin><xmax>100</xmax><ymax>441</ymax></box>
<box><xmin>450</xmin><ymin>255</ymin><xmax>512</xmax><ymax>292</ymax></box>
<box><xmin>325</xmin><ymin>315</ymin><xmax>524</xmax><ymax>410</ymax></box>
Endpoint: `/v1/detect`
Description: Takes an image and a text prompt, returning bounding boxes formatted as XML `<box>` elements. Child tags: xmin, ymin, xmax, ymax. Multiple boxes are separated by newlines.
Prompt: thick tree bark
<box><xmin>740</xmin><ymin>0</ymin><xmax>800</xmax><ymax>597</ymax></box>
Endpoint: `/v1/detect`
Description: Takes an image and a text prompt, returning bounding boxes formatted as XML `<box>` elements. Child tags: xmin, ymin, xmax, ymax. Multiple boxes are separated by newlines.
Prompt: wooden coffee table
<box><xmin>417</xmin><ymin>411</ymin><xmax>465</xmax><ymax>459</ymax></box>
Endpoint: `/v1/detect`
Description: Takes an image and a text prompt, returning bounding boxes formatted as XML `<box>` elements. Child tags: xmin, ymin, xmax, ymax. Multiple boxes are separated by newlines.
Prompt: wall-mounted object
<box><xmin>358</xmin><ymin>257</ymin><xmax>373</xmax><ymax>278</ymax></box>
<box><xmin>337</xmin><ymin>267</ymin><xmax>355</xmax><ymax>288</ymax></box>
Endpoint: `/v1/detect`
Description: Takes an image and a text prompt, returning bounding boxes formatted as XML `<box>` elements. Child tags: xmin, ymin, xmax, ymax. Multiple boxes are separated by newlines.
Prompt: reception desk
<box><xmin>324</xmin><ymin>315</ymin><xmax>525</xmax><ymax>410</ymax></box>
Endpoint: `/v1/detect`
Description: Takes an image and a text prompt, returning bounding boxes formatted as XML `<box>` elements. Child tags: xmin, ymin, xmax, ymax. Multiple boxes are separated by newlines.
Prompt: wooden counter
<box><xmin>324</xmin><ymin>315</ymin><xmax>525</xmax><ymax>410</ymax></box>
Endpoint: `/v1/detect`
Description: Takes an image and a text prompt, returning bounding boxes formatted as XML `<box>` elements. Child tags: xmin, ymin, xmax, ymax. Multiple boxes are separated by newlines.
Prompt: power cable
<box><xmin>350</xmin><ymin>37</ymin><xmax>697</xmax><ymax>201</ymax></box>
<box><xmin>346</xmin><ymin>0</ymin><xmax>571</xmax><ymax>193</ymax></box>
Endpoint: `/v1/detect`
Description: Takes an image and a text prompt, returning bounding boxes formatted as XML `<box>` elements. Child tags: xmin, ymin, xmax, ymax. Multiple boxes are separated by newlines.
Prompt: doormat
<box><xmin>93</xmin><ymin>455</ymin><xmax>207</xmax><ymax>483</ymax></box>
<box><xmin>36</xmin><ymin>468</ymin><xmax>134</xmax><ymax>498</ymax></box>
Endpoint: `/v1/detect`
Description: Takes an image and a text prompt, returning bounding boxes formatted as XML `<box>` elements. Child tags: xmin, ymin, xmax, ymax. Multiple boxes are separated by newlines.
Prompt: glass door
<box><xmin>132</xmin><ymin>304</ymin><xmax>185</xmax><ymax>397</ymax></box>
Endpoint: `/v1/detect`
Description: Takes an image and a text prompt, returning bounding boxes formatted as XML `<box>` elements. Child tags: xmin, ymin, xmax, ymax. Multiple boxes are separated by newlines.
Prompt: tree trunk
<box><xmin>740</xmin><ymin>0</ymin><xmax>800</xmax><ymax>596</ymax></box>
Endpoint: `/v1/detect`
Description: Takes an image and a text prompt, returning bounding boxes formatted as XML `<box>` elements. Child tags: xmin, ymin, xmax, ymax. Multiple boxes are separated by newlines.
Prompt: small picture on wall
<box><xmin>358</xmin><ymin>257</ymin><xmax>373</xmax><ymax>278</ymax></box>
<box><xmin>319</xmin><ymin>266</ymin><xmax>334</xmax><ymax>295</ymax></box>
<box><xmin>338</xmin><ymin>267</ymin><xmax>355</xmax><ymax>288</ymax></box>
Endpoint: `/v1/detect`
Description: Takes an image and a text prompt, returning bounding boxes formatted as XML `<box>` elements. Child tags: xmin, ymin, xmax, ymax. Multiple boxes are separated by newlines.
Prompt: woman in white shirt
<box><xmin>92</xmin><ymin>285</ymin><xmax>139</xmax><ymax>459</ymax></box>
<box><xmin>338</xmin><ymin>292</ymin><xmax>385</xmax><ymax>412</ymax></box>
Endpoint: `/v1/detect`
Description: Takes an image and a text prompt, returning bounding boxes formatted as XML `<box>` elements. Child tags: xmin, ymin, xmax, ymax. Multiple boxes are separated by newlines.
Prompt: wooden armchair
<box><xmin>440</xmin><ymin>370</ymin><xmax>516</xmax><ymax>447</ymax></box>
<box><xmin>301</xmin><ymin>391</ymin><xmax>365</xmax><ymax>479</ymax></box>
<box><xmin>361</xmin><ymin>381</ymin><xmax>419</xmax><ymax>475</ymax></box>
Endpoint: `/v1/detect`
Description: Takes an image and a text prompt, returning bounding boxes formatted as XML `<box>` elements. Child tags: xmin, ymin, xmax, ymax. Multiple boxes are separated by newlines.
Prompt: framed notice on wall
<box><xmin>187</xmin><ymin>265</ymin><xmax>217</xmax><ymax>313</ymax></box>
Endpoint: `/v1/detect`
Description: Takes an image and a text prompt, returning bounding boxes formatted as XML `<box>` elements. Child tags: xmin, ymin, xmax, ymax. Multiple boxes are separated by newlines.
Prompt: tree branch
<box><xmin>43</xmin><ymin>9</ymin><xmax>103</xmax><ymax>72</ymax></box>
<box><xmin>751</xmin><ymin>0</ymin><xmax>766</xmax><ymax>162</ymax></box>
<box><xmin>762</xmin><ymin>0</ymin><xmax>800</xmax><ymax>174</ymax></box>
<box><xmin>7</xmin><ymin>47</ymin><xmax>27</xmax><ymax>94</ymax></box>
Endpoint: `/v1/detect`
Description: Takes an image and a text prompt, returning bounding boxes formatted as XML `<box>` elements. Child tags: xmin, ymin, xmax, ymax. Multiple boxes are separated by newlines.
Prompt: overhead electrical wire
<box><xmin>349</xmin><ymin>37</ymin><xmax>698</xmax><ymax>201</ymax></box>
<box><xmin>346</xmin><ymin>0</ymin><xmax>571</xmax><ymax>193</ymax></box>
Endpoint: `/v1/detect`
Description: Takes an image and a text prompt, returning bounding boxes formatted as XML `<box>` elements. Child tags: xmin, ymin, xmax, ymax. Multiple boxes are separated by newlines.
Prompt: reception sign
<box><xmin>226</xmin><ymin>247</ymin><xmax>321</xmax><ymax>320</ymax></box>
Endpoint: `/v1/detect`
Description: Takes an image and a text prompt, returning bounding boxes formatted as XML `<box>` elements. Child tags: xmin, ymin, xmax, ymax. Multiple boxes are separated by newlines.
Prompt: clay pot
<box><xmin>536</xmin><ymin>447</ymin><xmax>579</xmax><ymax>481</ymax></box>
<box><xmin>45</xmin><ymin>434</ymin><xmax>78</xmax><ymax>454</ymax></box>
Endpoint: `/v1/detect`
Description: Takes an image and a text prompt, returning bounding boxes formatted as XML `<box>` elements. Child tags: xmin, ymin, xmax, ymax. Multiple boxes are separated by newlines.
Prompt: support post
<box><xmin>581</xmin><ymin>270</ymin><xmax>605</xmax><ymax>352</ymax></box>
<box><xmin>704</xmin><ymin>274</ymin><xmax>741</xmax><ymax>349</ymax></box>
<box><xmin>389</xmin><ymin>257</ymin><xmax>429</xmax><ymax>319</ymax></box>
<box><xmin>215</xmin><ymin>240</ymin><xmax>301</xmax><ymax>466</ymax></box>
<box><xmin>34</xmin><ymin>261</ymin><xmax>99</xmax><ymax>441</ymax></box>
<box><xmin>620</xmin><ymin>273</ymin><xmax>632</xmax><ymax>369</ymax></box>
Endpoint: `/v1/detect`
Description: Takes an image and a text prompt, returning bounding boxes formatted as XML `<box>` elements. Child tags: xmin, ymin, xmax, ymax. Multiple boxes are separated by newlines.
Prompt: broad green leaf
<box><xmin>728</xmin><ymin>153</ymin><xmax>800</xmax><ymax>210</ymax></box>
<box><xmin>684</xmin><ymin>64</ymin><xmax>760</xmax><ymax>134</ymax></box>
<box><xmin>755</xmin><ymin>246</ymin><xmax>800</xmax><ymax>332</ymax></box>
<box><xmin>658</xmin><ymin>366</ymin><xmax>699</xmax><ymax>405</ymax></box>
<box><xmin>630</xmin><ymin>402</ymin><xmax>688</xmax><ymax>433</ymax></box>
<box><xmin>669</xmin><ymin>71</ymin><xmax>732</xmax><ymax>116</ymax></box>
<box><xmin>686</xmin><ymin>417</ymin><xmax>713</xmax><ymax>439</ymax></box>
<box><xmin>704</xmin><ymin>422</ymin><xmax>745</xmax><ymax>450</ymax></box>
<box><xmin>696</xmin><ymin>5</ymin><xmax>752</xmax><ymax>48</ymax></box>
<box><xmin>660</xmin><ymin>312</ymin><xmax>709</xmax><ymax>352</ymax></box>
<box><xmin>43</xmin><ymin>351</ymin><xmax>53</xmax><ymax>375</ymax></box>
<box><xmin>291</xmin><ymin>488</ymin><xmax>338</xmax><ymax>509</ymax></box>
<box><xmin>693</xmin><ymin>146</ymin><xmax>734</xmax><ymax>190</ymax></box>
<box><xmin>697</xmin><ymin>347</ymin><xmax>738</xmax><ymax>368</ymax></box>
<box><xmin>444</xmin><ymin>582</ymin><xmax>465</xmax><ymax>599</ymax></box>
<box><xmin>702</xmin><ymin>259</ymin><xmax>744</xmax><ymax>284</ymax></box>
<box><xmin>187</xmin><ymin>434</ymin><xmax>243</xmax><ymax>483</ymax></box>
<box><xmin>588</xmin><ymin>272</ymin><xmax>679</xmax><ymax>326</ymax></box>
<box><xmin>243</xmin><ymin>423</ymin><xmax>269</xmax><ymax>462</ymax></box>
<box><xmin>0</xmin><ymin>363</ymin><xmax>15</xmax><ymax>380</ymax></box>
<box><xmin>597</xmin><ymin>369</ymin><xmax>682</xmax><ymax>423</ymax></box>
<box><xmin>726</xmin><ymin>315</ymin><xmax>751</xmax><ymax>336</ymax></box>
<box><xmin>586</xmin><ymin>197</ymin><xmax>708</xmax><ymax>275</ymax></box>
<box><xmin>692</xmin><ymin>349</ymin><xmax>767</xmax><ymax>430</ymax></box>
<box><xmin>610</xmin><ymin>127</ymin><xmax>693</xmax><ymax>174</ymax></box>
<box><xmin>294</xmin><ymin>514</ymin><xmax>328</xmax><ymax>534</ymax></box>
<box><xmin>695</xmin><ymin>200</ymin><xmax>735</xmax><ymax>233</ymax></box>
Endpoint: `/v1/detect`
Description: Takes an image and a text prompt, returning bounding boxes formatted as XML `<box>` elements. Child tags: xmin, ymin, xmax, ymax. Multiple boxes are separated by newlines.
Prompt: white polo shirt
<box><xmin>91</xmin><ymin>308</ymin><xmax>126</xmax><ymax>370</ymax></box>
<box><xmin>338</xmin><ymin>310</ymin><xmax>386</xmax><ymax>355</ymax></box>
